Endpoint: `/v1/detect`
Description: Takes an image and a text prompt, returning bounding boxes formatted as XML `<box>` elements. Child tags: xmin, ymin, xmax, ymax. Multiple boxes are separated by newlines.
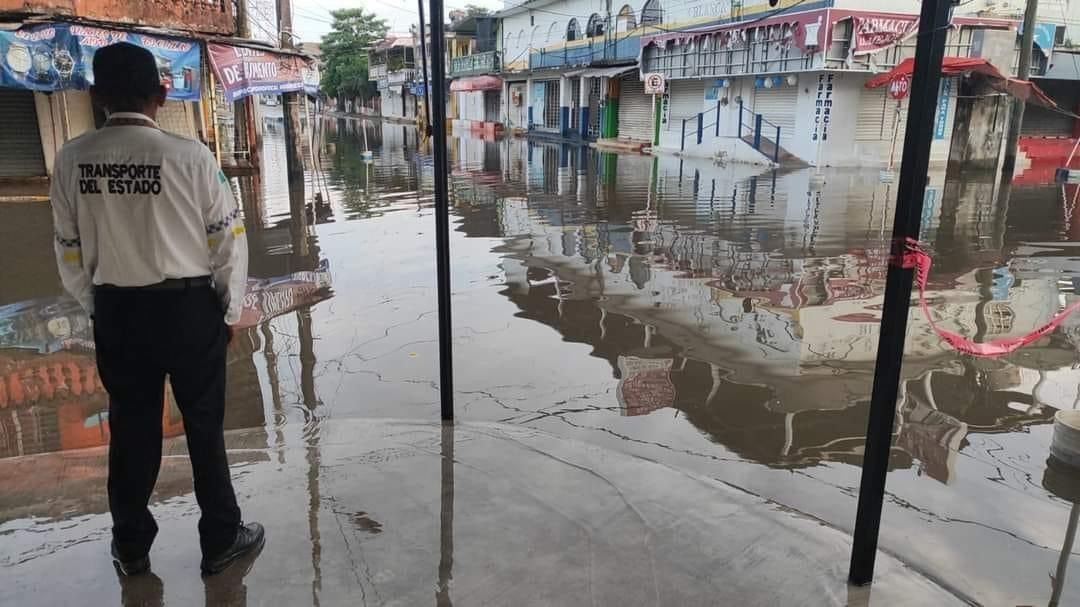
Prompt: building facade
<box><xmin>486</xmin><ymin>0</ymin><xmax>1079</xmax><ymax>169</ymax></box>
<box><xmin>447</xmin><ymin>15</ymin><xmax>503</xmax><ymax>138</ymax></box>
<box><xmin>369</xmin><ymin>35</ymin><xmax>421</xmax><ymax>123</ymax></box>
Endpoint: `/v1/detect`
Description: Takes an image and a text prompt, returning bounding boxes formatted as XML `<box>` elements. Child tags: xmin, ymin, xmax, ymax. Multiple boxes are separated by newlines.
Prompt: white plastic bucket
<box><xmin>1051</xmin><ymin>410</ymin><xmax>1080</xmax><ymax>470</ymax></box>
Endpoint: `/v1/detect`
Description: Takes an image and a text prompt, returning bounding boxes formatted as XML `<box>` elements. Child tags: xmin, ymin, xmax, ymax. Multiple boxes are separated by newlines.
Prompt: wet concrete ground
<box><xmin>2</xmin><ymin>118</ymin><xmax>1080</xmax><ymax>604</ymax></box>
<box><xmin>0</xmin><ymin>420</ymin><xmax>963</xmax><ymax>606</ymax></box>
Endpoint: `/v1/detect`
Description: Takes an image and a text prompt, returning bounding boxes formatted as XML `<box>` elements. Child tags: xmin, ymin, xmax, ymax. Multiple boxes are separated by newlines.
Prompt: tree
<box><xmin>465</xmin><ymin>4</ymin><xmax>491</xmax><ymax>17</ymax></box>
<box><xmin>321</xmin><ymin>8</ymin><xmax>389</xmax><ymax>101</ymax></box>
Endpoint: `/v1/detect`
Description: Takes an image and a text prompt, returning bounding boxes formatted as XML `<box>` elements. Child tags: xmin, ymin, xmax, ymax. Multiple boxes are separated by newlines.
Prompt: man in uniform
<box><xmin>49</xmin><ymin>42</ymin><xmax>264</xmax><ymax>576</ymax></box>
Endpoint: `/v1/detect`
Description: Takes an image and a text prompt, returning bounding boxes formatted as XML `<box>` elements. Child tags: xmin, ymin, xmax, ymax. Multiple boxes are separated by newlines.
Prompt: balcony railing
<box><xmin>450</xmin><ymin>51</ymin><xmax>500</xmax><ymax>77</ymax></box>
<box><xmin>388</xmin><ymin>69</ymin><xmax>416</xmax><ymax>85</ymax></box>
<box><xmin>529</xmin><ymin>36</ymin><xmax>639</xmax><ymax>70</ymax></box>
<box><xmin>370</xmin><ymin>64</ymin><xmax>388</xmax><ymax>79</ymax></box>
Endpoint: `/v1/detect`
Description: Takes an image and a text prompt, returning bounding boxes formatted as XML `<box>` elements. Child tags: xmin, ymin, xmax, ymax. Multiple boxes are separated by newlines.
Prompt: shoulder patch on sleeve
<box><xmin>217</xmin><ymin>170</ymin><xmax>227</xmax><ymax>183</ymax></box>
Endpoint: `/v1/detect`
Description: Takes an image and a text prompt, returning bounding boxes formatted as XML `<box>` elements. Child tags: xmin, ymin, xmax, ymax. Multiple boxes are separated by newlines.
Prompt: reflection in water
<box><xmin>118</xmin><ymin>571</ymin><xmax>163</xmax><ymax>607</ymax></box>
<box><xmin>437</xmin><ymin>422</ymin><xmax>455</xmax><ymax>607</ymax></box>
<box><xmin>4</xmin><ymin>117</ymin><xmax>1080</xmax><ymax>605</ymax></box>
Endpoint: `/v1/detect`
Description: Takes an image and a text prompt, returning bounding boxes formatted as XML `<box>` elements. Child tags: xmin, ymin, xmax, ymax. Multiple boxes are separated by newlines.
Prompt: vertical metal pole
<box><xmin>428</xmin><ymin>0</ymin><xmax>455</xmax><ymax>421</ymax></box>
<box><xmin>848</xmin><ymin>0</ymin><xmax>953</xmax><ymax>586</ymax></box>
<box><xmin>775</xmin><ymin>125</ymin><xmax>781</xmax><ymax>163</ymax></box>
<box><xmin>738</xmin><ymin>99</ymin><xmax>743</xmax><ymax>136</ymax></box>
<box><xmin>436</xmin><ymin>422</ymin><xmax>455</xmax><ymax>606</ymax></box>
<box><xmin>417</xmin><ymin>0</ymin><xmax>432</xmax><ymax>136</ymax></box>
<box><xmin>1001</xmin><ymin>0</ymin><xmax>1039</xmax><ymax>178</ymax></box>
<box><xmin>715</xmin><ymin>99</ymin><xmax>721</xmax><ymax>137</ymax></box>
<box><xmin>753</xmin><ymin>114</ymin><xmax>762</xmax><ymax>150</ymax></box>
<box><xmin>697</xmin><ymin>113</ymin><xmax>703</xmax><ymax>144</ymax></box>
<box><xmin>1050</xmin><ymin>502</ymin><xmax>1080</xmax><ymax>607</ymax></box>
<box><xmin>680</xmin><ymin>119</ymin><xmax>686</xmax><ymax>151</ymax></box>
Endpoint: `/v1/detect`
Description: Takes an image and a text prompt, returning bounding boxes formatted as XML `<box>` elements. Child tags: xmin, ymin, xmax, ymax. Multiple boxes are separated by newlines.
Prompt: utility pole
<box><xmin>1001</xmin><ymin>0</ymin><xmax>1039</xmax><ymax>178</ymax></box>
<box><xmin>235</xmin><ymin>0</ymin><xmax>253</xmax><ymax>168</ymax></box>
<box><xmin>278</xmin><ymin>0</ymin><xmax>304</xmax><ymax>176</ymax></box>
<box><xmin>428</xmin><ymin>0</ymin><xmax>455</xmax><ymax>421</ymax></box>
<box><xmin>847</xmin><ymin>0</ymin><xmax>953</xmax><ymax>587</ymax></box>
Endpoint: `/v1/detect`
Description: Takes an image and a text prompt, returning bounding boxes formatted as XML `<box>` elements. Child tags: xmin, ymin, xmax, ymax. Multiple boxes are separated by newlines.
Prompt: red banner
<box><xmin>852</xmin><ymin>15</ymin><xmax>918</xmax><ymax>55</ymax></box>
<box><xmin>208</xmin><ymin>42</ymin><xmax>314</xmax><ymax>102</ymax></box>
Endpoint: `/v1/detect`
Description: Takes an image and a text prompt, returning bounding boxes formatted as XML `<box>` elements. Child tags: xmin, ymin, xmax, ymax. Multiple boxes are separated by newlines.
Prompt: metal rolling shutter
<box><xmin>618</xmin><ymin>77</ymin><xmax>653</xmax><ymax>141</ymax></box>
<box><xmin>856</xmin><ymin>88</ymin><xmax>888</xmax><ymax>141</ymax></box>
<box><xmin>0</xmin><ymin>90</ymin><xmax>46</xmax><ymax>177</ymax></box>
<box><xmin>752</xmin><ymin>86</ymin><xmax>797</xmax><ymax>135</ymax></box>
<box><xmin>856</xmin><ymin>87</ymin><xmax>907</xmax><ymax>145</ymax></box>
<box><xmin>1022</xmin><ymin>105</ymin><xmax>1074</xmax><ymax>137</ymax></box>
<box><xmin>667</xmin><ymin>79</ymin><xmax>705</xmax><ymax>125</ymax></box>
<box><xmin>1022</xmin><ymin>79</ymin><xmax>1077</xmax><ymax>137</ymax></box>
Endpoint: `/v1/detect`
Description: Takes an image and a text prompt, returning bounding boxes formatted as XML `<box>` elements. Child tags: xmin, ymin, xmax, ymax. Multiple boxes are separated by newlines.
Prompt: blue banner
<box><xmin>1020</xmin><ymin>21</ymin><xmax>1058</xmax><ymax>57</ymax></box>
<box><xmin>0</xmin><ymin>23</ymin><xmax>201</xmax><ymax>101</ymax></box>
<box><xmin>934</xmin><ymin>77</ymin><xmax>952</xmax><ymax>140</ymax></box>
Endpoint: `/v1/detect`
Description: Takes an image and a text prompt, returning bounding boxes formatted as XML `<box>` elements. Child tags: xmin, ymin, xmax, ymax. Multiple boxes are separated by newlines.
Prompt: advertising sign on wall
<box><xmin>208</xmin><ymin>43</ymin><xmax>313</xmax><ymax>103</ymax></box>
<box><xmin>0</xmin><ymin>23</ymin><xmax>201</xmax><ymax>100</ymax></box>
<box><xmin>851</xmin><ymin>15</ymin><xmax>919</xmax><ymax>55</ymax></box>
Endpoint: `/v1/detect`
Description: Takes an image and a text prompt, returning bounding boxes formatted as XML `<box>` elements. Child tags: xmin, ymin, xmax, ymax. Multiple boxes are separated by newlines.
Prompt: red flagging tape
<box><xmin>898</xmin><ymin>238</ymin><xmax>1080</xmax><ymax>358</ymax></box>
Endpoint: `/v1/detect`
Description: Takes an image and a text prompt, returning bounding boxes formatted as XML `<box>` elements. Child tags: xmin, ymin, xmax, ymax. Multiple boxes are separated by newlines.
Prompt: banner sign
<box><xmin>208</xmin><ymin>43</ymin><xmax>315</xmax><ymax>102</ymax></box>
<box><xmin>934</xmin><ymin>77</ymin><xmax>952</xmax><ymax>139</ymax></box>
<box><xmin>0</xmin><ymin>23</ymin><xmax>201</xmax><ymax>100</ymax></box>
<box><xmin>851</xmin><ymin>15</ymin><xmax>919</xmax><ymax>55</ymax></box>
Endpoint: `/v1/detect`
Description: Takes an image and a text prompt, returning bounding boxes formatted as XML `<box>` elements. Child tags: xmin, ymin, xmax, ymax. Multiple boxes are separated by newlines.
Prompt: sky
<box><xmin>285</xmin><ymin>0</ymin><xmax>507</xmax><ymax>43</ymax></box>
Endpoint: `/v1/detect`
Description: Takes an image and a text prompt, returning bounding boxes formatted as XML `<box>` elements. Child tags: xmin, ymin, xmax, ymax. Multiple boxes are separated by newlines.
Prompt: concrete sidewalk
<box><xmin>0</xmin><ymin>420</ymin><xmax>963</xmax><ymax>606</ymax></box>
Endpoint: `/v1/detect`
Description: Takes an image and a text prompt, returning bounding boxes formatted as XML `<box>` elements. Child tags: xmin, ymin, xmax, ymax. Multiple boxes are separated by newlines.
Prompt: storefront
<box><xmin>530</xmin><ymin>79</ymin><xmax>560</xmax><ymax>133</ymax></box>
<box><xmin>0</xmin><ymin>23</ymin><xmax>208</xmax><ymax>177</ymax></box>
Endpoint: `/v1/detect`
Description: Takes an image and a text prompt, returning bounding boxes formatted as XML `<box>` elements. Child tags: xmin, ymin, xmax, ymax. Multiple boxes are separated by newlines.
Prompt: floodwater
<box><xmin>3</xmin><ymin>117</ymin><xmax>1080</xmax><ymax>605</ymax></box>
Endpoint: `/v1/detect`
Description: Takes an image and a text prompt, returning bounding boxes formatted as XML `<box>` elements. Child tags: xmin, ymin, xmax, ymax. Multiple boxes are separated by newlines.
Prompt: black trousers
<box><xmin>93</xmin><ymin>281</ymin><xmax>240</xmax><ymax>560</ymax></box>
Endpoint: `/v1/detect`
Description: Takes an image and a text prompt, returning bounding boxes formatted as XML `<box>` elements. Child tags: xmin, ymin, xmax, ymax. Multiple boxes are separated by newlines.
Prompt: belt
<box><xmin>97</xmin><ymin>276</ymin><xmax>212</xmax><ymax>291</ymax></box>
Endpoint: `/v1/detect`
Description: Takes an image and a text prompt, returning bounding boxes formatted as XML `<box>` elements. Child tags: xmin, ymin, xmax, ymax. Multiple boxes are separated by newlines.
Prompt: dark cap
<box><xmin>91</xmin><ymin>42</ymin><xmax>162</xmax><ymax>110</ymax></box>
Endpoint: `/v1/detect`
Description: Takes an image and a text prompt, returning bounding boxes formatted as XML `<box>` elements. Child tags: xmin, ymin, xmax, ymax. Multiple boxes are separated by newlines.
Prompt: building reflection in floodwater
<box><xmin>3</xmin><ymin>118</ymin><xmax>1080</xmax><ymax>605</ymax></box>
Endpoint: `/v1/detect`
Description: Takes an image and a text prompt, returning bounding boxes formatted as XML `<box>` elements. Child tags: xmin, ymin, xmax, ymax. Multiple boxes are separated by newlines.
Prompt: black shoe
<box><xmin>111</xmin><ymin>540</ymin><xmax>151</xmax><ymax>576</ymax></box>
<box><xmin>200</xmin><ymin>522</ymin><xmax>265</xmax><ymax>576</ymax></box>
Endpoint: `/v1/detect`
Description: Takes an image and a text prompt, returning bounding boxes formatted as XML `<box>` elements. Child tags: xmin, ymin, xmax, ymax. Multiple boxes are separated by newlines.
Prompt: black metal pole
<box><xmin>848</xmin><ymin>0</ymin><xmax>953</xmax><ymax>586</ymax></box>
<box><xmin>417</xmin><ymin>0</ymin><xmax>432</xmax><ymax>136</ymax></box>
<box><xmin>428</xmin><ymin>0</ymin><xmax>454</xmax><ymax>421</ymax></box>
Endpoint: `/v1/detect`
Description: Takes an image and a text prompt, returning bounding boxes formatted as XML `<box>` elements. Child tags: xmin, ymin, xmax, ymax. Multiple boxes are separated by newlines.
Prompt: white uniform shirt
<box><xmin>50</xmin><ymin>112</ymin><xmax>248</xmax><ymax>324</ymax></box>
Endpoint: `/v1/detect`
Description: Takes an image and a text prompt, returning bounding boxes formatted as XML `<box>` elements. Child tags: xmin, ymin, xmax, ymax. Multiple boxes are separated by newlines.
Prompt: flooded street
<box><xmin>4</xmin><ymin>118</ymin><xmax>1080</xmax><ymax>605</ymax></box>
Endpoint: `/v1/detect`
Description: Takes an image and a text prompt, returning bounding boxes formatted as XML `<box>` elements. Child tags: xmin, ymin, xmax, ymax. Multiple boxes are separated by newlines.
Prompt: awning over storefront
<box><xmin>865</xmin><ymin>57</ymin><xmax>1059</xmax><ymax>109</ymax></box>
<box><xmin>449</xmin><ymin>75</ymin><xmax>502</xmax><ymax>92</ymax></box>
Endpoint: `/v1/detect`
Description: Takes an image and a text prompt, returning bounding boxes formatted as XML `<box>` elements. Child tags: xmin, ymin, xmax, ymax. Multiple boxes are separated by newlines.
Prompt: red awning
<box><xmin>449</xmin><ymin>75</ymin><xmax>502</xmax><ymax>92</ymax></box>
<box><xmin>865</xmin><ymin>57</ymin><xmax>1059</xmax><ymax>109</ymax></box>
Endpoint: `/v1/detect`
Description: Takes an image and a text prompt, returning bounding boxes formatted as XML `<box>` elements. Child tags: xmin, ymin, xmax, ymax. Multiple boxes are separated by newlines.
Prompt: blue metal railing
<box><xmin>738</xmin><ymin>100</ymin><xmax>781</xmax><ymax>164</ymax></box>
<box><xmin>679</xmin><ymin>99</ymin><xmax>782</xmax><ymax>164</ymax></box>
<box><xmin>679</xmin><ymin>100</ymin><xmax>723</xmax><ymax>152</ymax></box>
